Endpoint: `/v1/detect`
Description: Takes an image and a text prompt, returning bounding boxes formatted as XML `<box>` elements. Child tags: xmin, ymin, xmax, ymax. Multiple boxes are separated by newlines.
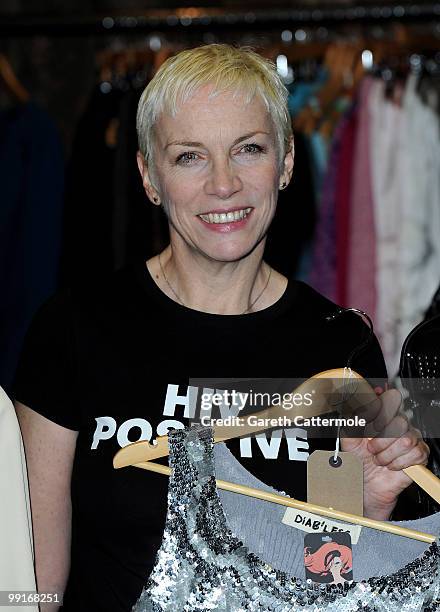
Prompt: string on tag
<box><xmin>332</xmin><ymin>434</ymin><xmax>341</xmax><ymax>466</ymax></box>
<box><xmin>332</xmin><ymin>366</ymin><xmax>355</xmax><ymax>467</ymax></box>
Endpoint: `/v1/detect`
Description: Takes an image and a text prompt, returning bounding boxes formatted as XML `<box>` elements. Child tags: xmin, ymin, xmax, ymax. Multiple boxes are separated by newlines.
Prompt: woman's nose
<box><xmin>204</xmin><ymin>159</ymin><xmax>242</xmax><ymax>199</ymax></box>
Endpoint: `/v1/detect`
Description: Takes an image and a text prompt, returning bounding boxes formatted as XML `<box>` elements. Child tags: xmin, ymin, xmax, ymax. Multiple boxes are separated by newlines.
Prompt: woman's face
<box><xmin>138</xmin><ymin>85</ymin><xmax>294</xmax><ymax>263</ymax></box>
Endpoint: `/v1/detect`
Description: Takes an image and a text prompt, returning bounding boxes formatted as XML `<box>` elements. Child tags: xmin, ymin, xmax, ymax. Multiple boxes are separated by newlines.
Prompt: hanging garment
<box><xmin>133</xmin><ymin>425</ymin><xmax>440</xmax><ymax>611</ymax></box>
<box><xmin>0</xmin><ymin>102</ymin><xmax>64</xmax><ymax>392</ymax></box>
<box><xmin>369</xmin><ymin>74</ymin><xmax>440</xmax><ymax>377</ymax></box>
<box><xmin>264</xmin><ymin>130</ymin><xmax>316</xmax><ymax>279</ymax></box>
<box><xmin>0</xmin><ymin>387</ymin><xmax>37</xmax><ymax>612</ymax></box>
<box><xmin>112</xmin><ymin>87</ymin><xmax>169</xmax><ymax>271</ymax></box>
<box><xmin>309</xmin><ymin>105</ymin><xmax>355</xmax><ymax>302</ymax></box>
<box><xmin>216</xmin><ymin>434</ymin><xmax>440</xmax><ymax>576</ymax></box>
<box><xmin>60</xmin><ymin>84</ymin><xmax>123</xmax><ymax>286</ymax></box>
<box><xmin>346</xmin><ymin>77</ymin><xmax>377</xmax><ymax>321</ymax></box>
<box><xmin>334</xmin><ymin>102</ymin><xmax>357</xmax><ymax>306</ymax></box>
<box><xmin>61</xmin><ymin>82</ymin><xmax>169</xmax><ymax>288</ymax></box>
<box><xmin>397</xmin><ymin>73</ymin><xmax>440</xmax><ymax>373</ymax></box>
<box><xmin>369</xmin><ymin>79</ymin><xmax>405</xmax><ymax>377</ymax></box>
<box><xmin>287</xmin><ymin>67</ymin><xmax>328</xmax><ymax>119</ymax></box>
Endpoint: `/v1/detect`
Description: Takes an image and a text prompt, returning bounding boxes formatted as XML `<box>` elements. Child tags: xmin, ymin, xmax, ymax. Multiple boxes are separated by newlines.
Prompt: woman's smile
<box><xmin>197</xmin><ymin>206</ymin><xmax>253</xmax><ymax>232</ymax></box>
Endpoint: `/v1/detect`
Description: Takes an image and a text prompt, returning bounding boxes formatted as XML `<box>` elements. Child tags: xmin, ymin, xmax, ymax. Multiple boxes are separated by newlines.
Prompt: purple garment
<box><xmin>336</xmin><ymin>105</ymin><xmax>358</xmax><ymax>306</ymax></box>
<box><xmin>308</xmin><ymin>107</ymin><xmax>355</xmax><ymax>301</ymax></box>
<box><xmin>347</xmin><ymin>78</ymin><xmax>377</xmax><ymax>321</ymax></box>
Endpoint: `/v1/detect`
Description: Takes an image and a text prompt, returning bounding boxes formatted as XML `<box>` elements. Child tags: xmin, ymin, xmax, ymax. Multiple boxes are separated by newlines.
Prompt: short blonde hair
<box><xmin>136</xmin><ymin>44</ymin><xmax>292</xmax><ymax>169</ymax></box>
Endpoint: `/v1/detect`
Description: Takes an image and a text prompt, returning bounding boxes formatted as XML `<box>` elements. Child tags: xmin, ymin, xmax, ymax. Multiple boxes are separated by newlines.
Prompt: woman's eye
<box><xmin>176</xmin><ymin>152</ymin><xmax>199</xmax><ymax>165</ymax></box>
<box><xmin>239</xmin><ymin>143</ymin><xmax>264</xmax><ymax>155</ymax></box>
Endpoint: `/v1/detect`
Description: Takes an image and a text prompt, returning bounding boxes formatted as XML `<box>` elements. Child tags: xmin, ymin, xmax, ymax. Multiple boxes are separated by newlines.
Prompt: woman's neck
<box><xmin>147</xmin><ymin>242</ymin><xmax>287</xmax><ymax>315</ymax></box>
<box><xmin>330</xmin><ymin>566</ymin><xmax>345</xmax><ymax>584</ymax></box>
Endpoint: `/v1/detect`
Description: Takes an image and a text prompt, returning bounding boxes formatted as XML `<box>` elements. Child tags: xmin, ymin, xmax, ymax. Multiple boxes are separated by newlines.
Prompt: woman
<box><xmin>13</xmin><ymin>44</ymin><xmax>428</xmax><ymax>612</ymax></box>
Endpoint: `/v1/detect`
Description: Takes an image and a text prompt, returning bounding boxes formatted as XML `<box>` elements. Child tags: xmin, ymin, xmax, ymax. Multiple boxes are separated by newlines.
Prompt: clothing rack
<box><xmin>1</xmin><ymin>4</ymin><xmax>440</xmax><ymax>37</ymax></box>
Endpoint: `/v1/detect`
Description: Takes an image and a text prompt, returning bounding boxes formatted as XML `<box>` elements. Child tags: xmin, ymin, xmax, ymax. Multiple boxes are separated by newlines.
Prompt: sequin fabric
<box><xmin>132</xmin><ymin>425</ymin><xmax>440</xmax><ymax>611</ymax></box>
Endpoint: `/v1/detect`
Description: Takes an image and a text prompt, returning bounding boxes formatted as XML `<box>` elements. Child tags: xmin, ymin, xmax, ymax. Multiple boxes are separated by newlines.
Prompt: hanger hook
<box><xmin>325</xmin><ymin>307</ymin><xmax>374</xmax><ymax>369</ymax></box>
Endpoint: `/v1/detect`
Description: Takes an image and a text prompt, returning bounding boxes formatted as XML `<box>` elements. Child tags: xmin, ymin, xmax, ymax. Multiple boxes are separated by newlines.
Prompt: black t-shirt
<box><xmin>13</xmin><ymin>262</ymin><xmax>387</xmax><ymax>612</ymax></box>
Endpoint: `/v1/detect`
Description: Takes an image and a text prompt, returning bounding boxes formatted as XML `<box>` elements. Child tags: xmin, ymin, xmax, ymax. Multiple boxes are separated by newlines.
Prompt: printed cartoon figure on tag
<box><xmin>304</xmin><ymin>532</ymin><xmax>353</xmax><ymax>585</ymax></box>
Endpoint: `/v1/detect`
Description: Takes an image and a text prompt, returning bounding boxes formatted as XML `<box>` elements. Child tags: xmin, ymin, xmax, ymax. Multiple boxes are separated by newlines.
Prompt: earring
<box><xmin>280</xmin><ymin>182</ymin><xmax>287</xmax><ymax>190</ymax></box>
<box><xmin>153</xmin><ymin>196</ymin><xmax>160</xmax><ymax>204</ymax></box>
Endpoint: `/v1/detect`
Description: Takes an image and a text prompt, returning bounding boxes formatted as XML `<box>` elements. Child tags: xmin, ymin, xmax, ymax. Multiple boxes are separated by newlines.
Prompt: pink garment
<box><xmin>346</xmin><ymin>77</ymin><xmax>377</xmax><ymax>322</ymax></box>
<box><xmin>335</xmin><ymin>106</ymin><xmax>357</xmax><ymax>306</ymax></box>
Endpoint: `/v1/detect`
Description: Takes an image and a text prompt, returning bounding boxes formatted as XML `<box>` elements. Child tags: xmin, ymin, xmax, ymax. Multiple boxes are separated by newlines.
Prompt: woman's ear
<box><xmin>279</xmin><ymin>136</ymin><xmax>295</xmax><ymax>190</ymax></box>
<box><xmin>136</xmin><ymin>151</ymin><xmax>161</xmax><ymax>206</ymax></box>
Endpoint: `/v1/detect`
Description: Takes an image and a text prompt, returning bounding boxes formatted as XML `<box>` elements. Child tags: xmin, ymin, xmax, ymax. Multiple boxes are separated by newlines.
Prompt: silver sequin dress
<box><xmin>132</xmin><ymin>426</ymin><xmax>440</xmax><ymax>611</ymax></box>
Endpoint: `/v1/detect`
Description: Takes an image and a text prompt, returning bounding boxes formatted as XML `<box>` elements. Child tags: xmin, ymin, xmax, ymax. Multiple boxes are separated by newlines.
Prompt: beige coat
<box><xmin>0</xmin><ymin>386</ymin><xmax>37</xmax><ymax>611</ymax></box>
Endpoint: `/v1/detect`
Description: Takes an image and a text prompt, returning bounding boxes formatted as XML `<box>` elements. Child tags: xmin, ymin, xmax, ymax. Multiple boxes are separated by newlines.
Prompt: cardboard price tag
<box><xmin>307</xmin><ymin>450</ymin><xmax>363</xmax><ymax>516</ymax></box>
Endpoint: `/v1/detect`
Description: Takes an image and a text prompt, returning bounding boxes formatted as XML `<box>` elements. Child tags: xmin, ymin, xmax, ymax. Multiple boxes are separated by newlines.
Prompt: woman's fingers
<box><xmin>367</xmin><ymin>427</ymin><xmax>429</xmax><ymax>470</ymax></box>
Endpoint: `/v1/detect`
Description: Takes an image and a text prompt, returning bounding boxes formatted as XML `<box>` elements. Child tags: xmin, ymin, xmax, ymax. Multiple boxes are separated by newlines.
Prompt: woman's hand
<box><xmin>341</xmin><ymin>388</ymin><xmax>430</xmax><ymax>520</ymax></box>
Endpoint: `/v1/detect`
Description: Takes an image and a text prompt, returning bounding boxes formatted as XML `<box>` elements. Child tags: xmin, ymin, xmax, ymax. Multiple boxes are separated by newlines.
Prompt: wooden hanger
<box><xmin>131</xmin><ymin>460</ymin><xmax>435</xmax><ymax>543</ymax></box>
<box><xmin>114</xmin><ymin>368</ymin><xmax>440</xmax><ymax>542</ymax></box>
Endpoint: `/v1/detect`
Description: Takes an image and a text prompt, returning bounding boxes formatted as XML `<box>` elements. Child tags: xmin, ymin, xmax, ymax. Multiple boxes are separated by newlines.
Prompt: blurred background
<box><xmin>1</xmin><ymin>0</ymin><xmax>440</xmax><ymax>390</ymax></box>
